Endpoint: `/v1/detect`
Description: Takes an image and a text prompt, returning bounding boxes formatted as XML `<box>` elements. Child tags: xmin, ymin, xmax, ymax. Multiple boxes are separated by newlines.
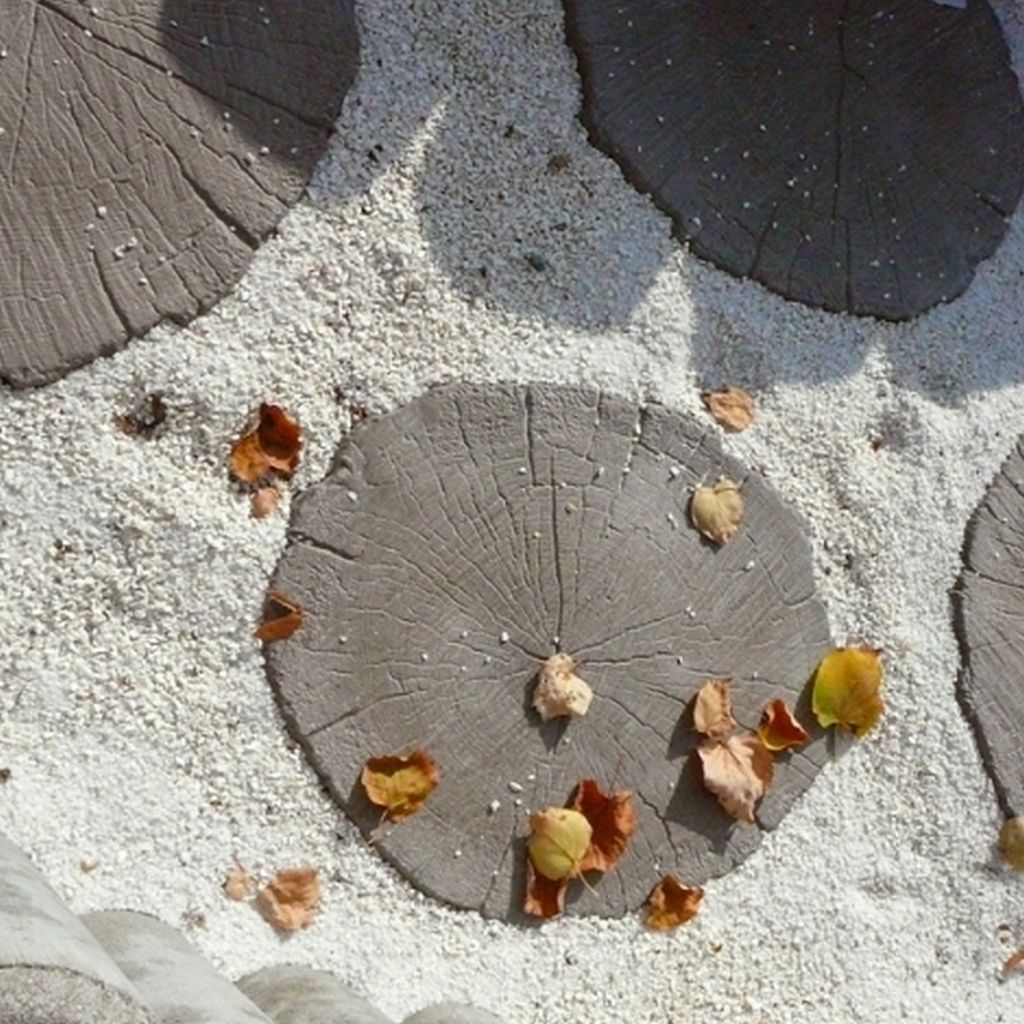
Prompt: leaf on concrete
<box><xmin>702</xmin><ymin>386</ymin><xmax>755</xmax><ymax>433</ymax></box>
<box><xmin>757</xmin><ymin>698</ymin><xmax>810</xmax><ymax>752</ymax></box>
<box><xmin>533</xmin><ymin>653</ymin><xmax>593</xmax><ymax>720</ymax></box>
<box><xmin>255</xmin><ymin>590</ymin><xmax>304</xmax><ymax>643</ymax></box>
<box><xmin>361</xmin><ymin>749</ymin><xmax>439</xmax><ymax>821</ymax></box>
<box><xmin>223</xmin><ymin>864</ymin><xmax>254</xmax><ymax>902</ymax></box>
<box><xmin>697</xmin><ymin>733</ymin><xmax>775</xmax><ymax>824</ymax></box>
<box><xmin>646</xmin><ymin>875</ymin><xmax>704</xmax><ymax>930</ymax></box>
<box><xmin>999</xmin><ymin>817</ymin><xmax>1024</xmax><ymax>870</ymax></box>
<box><xmin>693</xmin><ymin>679</ymin><xmax>737</xmax><ymax>742</ymax></box>
<box><xmin>230</xmin><ymin>404</ymin><xmax>302</xmax><ymax>485</ymax></box>
<box><xmin>570</xmin><ymin>778</ymin><xmax>637</xmax><ymax>873</ymax></box>
<box><xmin>811</xmin><ymin>647</ymin><xmax>884</xmax><ymax>737</ymax></box>
<box><xmin>690</xmin><ymin>478</ymin><xmax>744</xmax><ymax>545</ymax></box>
<box><xmin>255</xmin><ymin>867</ymin><xmax>320</xmax><ymax>933</ymax></box>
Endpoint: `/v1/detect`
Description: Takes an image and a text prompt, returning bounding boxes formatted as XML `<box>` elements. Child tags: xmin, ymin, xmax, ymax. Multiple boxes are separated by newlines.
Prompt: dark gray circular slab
<box><xmin>266</xmin><ymin>383</ymin><xmax>832</xmax><ymax>919</ymax></box>
<box><xmin>562</xmin><ymin>0</ymin><xmax>1024</xmax><ymax>320</ymax></box>
<box><xmin>0</xmin><ymin>1</ymin><xmax>357</xmax><ymax>387</ymax></box>
<box><xmin>955</xmin><ymin>437</ymin><xmax>1024</xmax><ymax>816</ymax></box>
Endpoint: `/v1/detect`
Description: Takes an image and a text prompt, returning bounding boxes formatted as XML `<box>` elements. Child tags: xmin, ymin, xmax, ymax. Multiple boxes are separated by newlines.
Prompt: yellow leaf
<box><xmin>702</xmin><ymin>386</ymin><xmax>755</xmax><ymax>433</ymax></box>
<box><xmin>693</xmin><ymin>679</ymin><xmax>736</xmax><ymax>742</ymax></box>
<box><xmin>527</xmin><ymin>808</ymin><xmax>592</xmax><ymax>881</ymax></box>
<box><xmin>533</xmin><ymin>653</ymin><xmax>593</xmax><ymax>720</ymax></box>
<box><xmin>811</xmin><ymin>647</ymin><xmax>884</xmax><ymax>737</ymax></box>
<box><xmin>757</xmin><ymin>698</ymin><xmax>810</xmax><ymax>751</ymax></box>
<box><xmin>697</xmin><ymin>733</ymin><xmax>774</xmax><ymax>823</ymax></box>
<box><xmin>690</xmin><ymin>478</ymin><xmax>744</xmax><ymax>546</ymax></box>
<box><xmin>999</xmin><ymin>817</ymin><xmax>1024</xmax><ymax>870</ymax></box>
<box><xmin>361</xmin><ymin>750</ymin><xmax>439</xmax><ymax>820</ymax></box>
<box><xmin>646</xmin><ymin>875</ymin><xmax>704</xmax><ymax>930</ymax></box>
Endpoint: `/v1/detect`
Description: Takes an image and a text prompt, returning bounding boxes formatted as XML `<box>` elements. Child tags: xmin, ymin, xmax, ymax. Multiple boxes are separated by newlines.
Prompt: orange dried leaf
<box><xmin>255</xmin><ymin>867</ymin><xmax>320</xmax><ymax>933</ymax></box>
<box><xmin>646</xmin><ymin>875</ymin><xmax>704</xmax><ymax>931</ymax></box>
<box><xmin>361</xmin><ymin>750</ymin><xmax>439</xmax><ymax>821</ymax></box>
<box><xmin>223</xmin><ymin>865</ymin><xmax>254</xmax><ymax>902</ymax></box>
<box><xmin>757</xmin><ymin>698</ymin><xmax>810</xmax><ymax>752</ymax></box>
<box><xmin>230</xmin><ymin>404</ymin><xmax>302</xmax><ymax>485</ymax></box>
<box><xmin>693</xmin><ymin>679</ymin><xmax>736</xmax><ymax>742</ymax></box>
<box><xmin>255</xmin><ymin>590</ymin><xmax>304</xmax><ymax>642</ymax></box>
<box><xmin>812</xmin><ymin>647</ymin><xmax>884</xmax><ymax>738</ymax></box>
<box><xmin>697</xmin><ymin>733</ymin><xmax>774</xmax><ymax>823</ymax></box>
<box><xmin>251</xmin><ymin>486</ymin><xmax>281</xmax><ymax>519</ymax></box>
<box><xmin>523</xmin><ymin>858</ymin><xmax>568</xmax><ymax>919</ymax></box>
<box><xmin>570</xmin><ymin>778</ymin><xmax>637</xmax><ymax>873</ymax></box>
<box><xmin>702</xmin><ymin>386</ymin><xmax>755</xmax><ymax>433</ymax></box>
<box><xmin>1004</xmin><ymin>946</ymin><xmax>1024</xmax><ymax>975</ymax></box>
<box><xmin>690</xmin><ymin>478</ymin><xmax>744</xmax><ymax>545</ymax></box>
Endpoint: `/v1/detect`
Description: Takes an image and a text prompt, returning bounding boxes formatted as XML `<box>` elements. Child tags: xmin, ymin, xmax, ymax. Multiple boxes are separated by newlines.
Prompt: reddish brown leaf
<box><xmin>230</xmin><ymin>404</ymin><xmax>302</xmax><ymax>485</ymax></box>
<box><xmin>646</xmin><ymin>875</ymin><xmax>704</xmax><ymax>930</ymax></box>
<box><xmin>570</xmin><ymin>778</ymin><xmax>638</xmax><ymax>873</ymax></box>
<box><xmin>255</xmin><ymin>590</ymin><xmax>304</xmax><ymax>642</ymax></box>
<box><xmin>523</xmin><ymin>858</ymin><xmax>568</xmax><ymax>919</ymax></box>
<box><xmin>757</xmin><ymin>698</ymin><xmax>810</xmax><ymax>752</ymax></box>
<box><xmin>255</xmin><ymin>867</ymin><xmax>320</xmax><ymax>933</ymax></box>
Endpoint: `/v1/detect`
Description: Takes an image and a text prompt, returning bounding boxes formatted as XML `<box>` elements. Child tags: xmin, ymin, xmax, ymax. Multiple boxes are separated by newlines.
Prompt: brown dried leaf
<box><xmin>690</xmin><ymin>478</ymin><xmax>744</xmax><ymax>545</ymax></box>
<box><xmin>757</xmin><ymin>698</ymin><xmax>810</xmax><ymax>752</ymax></box>
<box><xmin>255</xmin><ymin>590</ymin><xmax>304</xmax><ymax>643</ymax></box>
<box><xmin>999</xmin><ymin>817</ymin><xmax>1024</xmax><ymax>871</ymax></box>
<box><xmin>230</xmin><ymin>404</ymin><xmax>302</xmax><ymax>485</ymax></box>
<box><xmin>361</xmin><ymin>750</ymin><xmax>439</xmax><ymax>821</ymax></box>
<box><xmin>256</xmin><ymin>867</ymin><xmax>320</xmax><ymax>933</ymax></box>
<box><xmin>533</xmin><ymin>653</ymin><xmax>593</xmax><ymax>720</ymax></box>
<box><xmin>223</xmin><ymin>865</ymin><xmax>254</xmax><ymax>902</ymax></box>
<box><xmin>251</xmin><ymin>486</ymin><xmax>281</xmax><ymax>519</ymax></box>
<box><xmin>697</xmin><ymin>733</ymin><xmax>775</xmax><ymax>823</ymax></box>
<box><xmin>570</xmin><ymin>778</ymin><xmax>638</xmax><ymax>874</ymax></box>
<box><xmin>1004</xmin><ymin>946</ymin><xmax>1024</xmax><ymax>975</ymax></box>
<box><xmin>693</xmin><ymin>679</ymin><xmax>736</xmax><ymax>742</ymax></box>
<box><xmin>523</xmin><ymin>858</ymin><xmax>568</xmax><ymax>919</ymax></box>
<box><xmin>646</xmin><ymin>875</ymin><xmax>704</xmax><ymax>931</ymax></box>
<box><xmin>702</xmin><ymin>386</ymin><xmax>755</xmax><ymax>433</ymax></box>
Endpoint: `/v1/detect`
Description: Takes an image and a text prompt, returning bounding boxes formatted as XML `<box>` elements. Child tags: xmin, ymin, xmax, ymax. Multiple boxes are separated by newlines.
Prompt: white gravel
<box><xmin>3</xmin><ymin>1</ymin><xmax>1024</xmax><ymax>1021</ymax></box>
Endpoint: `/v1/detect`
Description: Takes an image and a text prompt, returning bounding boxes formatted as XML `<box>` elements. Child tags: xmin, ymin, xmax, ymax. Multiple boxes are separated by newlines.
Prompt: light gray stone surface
<box><xmin>402</xmin><ymin>1006</ymin><xmax>504</xmax><ymax>1024</ymax></box>
<box><xmin>237</xmin><ymin>965</ymin><xmax>392</xmax><ymax>1024</ymax></box>
<box><xmin>266</xmin><ymin>382</ymin><xmax>832</xmax><ymax>920</ymax></box>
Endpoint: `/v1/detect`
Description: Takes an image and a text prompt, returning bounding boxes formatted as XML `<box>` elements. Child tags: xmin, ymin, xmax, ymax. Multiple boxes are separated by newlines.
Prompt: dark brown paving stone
<box><xmin>562</xmin><ymin>0</ymin><xmax>1024</xmax><ymax>320</ymax></box>
<box><xmin>0</xmin><ymin>1</ymin><xmax>357</xmax><ymax>387</ymax></box>
<box><xmin>955</xmin><ymin>438</ymin><xmax>1024</xmax><ymax>816</ymax></box>
<box><xmin>265</xmin><ymin>382</ymin><xmax>832</xmax><ymax>920</ymax></box>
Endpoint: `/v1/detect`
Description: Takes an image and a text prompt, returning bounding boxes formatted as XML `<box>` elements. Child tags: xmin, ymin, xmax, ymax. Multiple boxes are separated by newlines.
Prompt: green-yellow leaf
<box><xmin>527</xmin><ymin>808</ymin><xmax>592</xmax><ymax>881</ymax></box>
<box><xmin>811</xmin><ymin>647</ymin><xmax>884</xmax><ymax>738</ymax></box>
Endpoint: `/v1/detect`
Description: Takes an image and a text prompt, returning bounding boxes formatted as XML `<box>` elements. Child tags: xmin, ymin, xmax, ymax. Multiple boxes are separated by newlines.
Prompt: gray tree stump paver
<box><xmin>237</xmin><ymin>965</ymin><xmax>393</xmax><ymax>1024</ymax></box>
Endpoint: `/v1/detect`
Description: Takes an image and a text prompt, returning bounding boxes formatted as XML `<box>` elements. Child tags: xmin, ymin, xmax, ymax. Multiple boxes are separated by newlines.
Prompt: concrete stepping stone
<box><xmin>265</xmin><ymin>382</ymin><xmax>831</xmax><ymax>920</ymax></box>
<box><xmin>562</xmin><ymin>0</ymin><xmax>1024</xmax><ymax>319</ymax></box>
<box><xmin>0</xmin><ymin>1</ymin><xmax>358</xmax><ymax>387</ymax></box>
<box><xmin>403</xmin><ymin>1007</ymin><xmax>504</xmax><ymax>1024</ymax></box>
<box><xmin>0</xmin><ymin>834</ymin><xmax>150</xmax><ymax>1024</ymax></box>
<box><xmin>237</xmin><ymin>965</ymin><xmax>392</xmax><ymax>1024</ymax></box>
<box><xmin>82</xmin><ymin>910</ymin><xmax>271</xmax><ymax>1024</ymax></box>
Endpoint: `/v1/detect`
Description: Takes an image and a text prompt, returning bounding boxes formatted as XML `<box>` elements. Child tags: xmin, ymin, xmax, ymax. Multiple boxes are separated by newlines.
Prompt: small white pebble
<box><xmin>514</xmin><ymin>798</ymin><xmax>523</xmax><ymax>807</ymax></box>
<box><xmin>743</xmin><ymin>560</ymin><xmax>756</xmax><ymax>571</ymax></box>
<box><xmin>488</xmin><ymin>800</ymin><xmax>501</xmax><ymax>814</ymax></box>
<box><xmin>420</xmin><ymin>652</ymin><xmax>429</xmax><ymax>662</ymax></box>
<box><xmin>508</xmin><ymin>781</ymin><xmax>523</xmax><ymax>793</ymax></box>
<box><xmin>669</xmin><ymin>466</ymin><xmax>680</xmax><ymax>479</ymax></box>
<box><xmin>453</xmin><ymin>849</ymin><xmax>462</xmax><ymax>859</ymax></box>
<box><xmin>526</xmin><ymin>773</ymin><xmax>536</xmax><ymax>782</ymax></box>
<box><xmin>499</xmin><ymin>630</ymin><xmax>510</xmax><ymax>643</ymax></box>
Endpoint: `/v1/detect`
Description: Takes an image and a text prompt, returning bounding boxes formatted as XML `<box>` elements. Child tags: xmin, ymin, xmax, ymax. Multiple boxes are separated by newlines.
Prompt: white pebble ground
<box><xmin>3</xmin><ymin>2</ymin><xmax>1024</xmax><ymax>1022</ymax></box>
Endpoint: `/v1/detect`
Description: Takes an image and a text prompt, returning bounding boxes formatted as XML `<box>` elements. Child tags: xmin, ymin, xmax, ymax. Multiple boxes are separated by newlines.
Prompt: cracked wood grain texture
<box><xmin>562</xmin><ymin>0</ymin><xmax>1024</xmax><ymax>320</ymax></box>
<box><xmin>265</xmin><ymin>383</ymin><xmax>832</xmax><ymax>920</ymax></box>
<box><xmin>955</xmin><ymin>438</ymin><xmax>1024</xmax><ymax>817</ymax></box>
<box><xmin>0</xmin><ymin>0</ymin><xmax>357</xmax><ymax>387</ymax></box>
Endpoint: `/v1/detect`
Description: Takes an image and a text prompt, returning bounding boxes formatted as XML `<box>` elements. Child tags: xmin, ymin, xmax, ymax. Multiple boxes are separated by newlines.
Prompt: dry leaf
<box><xmin>697</xmin><ymin>733</ymin><xmax>775</xmax><ymax>823</ymax></box>
<box><xmin>693</xmin><ymin>679</ymin><xmax>737</xmax><ymax>743</ymax></box>
<box><xmin>999</xmin><ymin>817</ymin><xmax>1024</xmax><ymax>870</ymax></box>
<box><xmin>757</xmin><ymin>698</ymin><xmax>810</xmax><ymax>752</ymax></box>
<box><xmin>255</xmin><ymin>867</ymin><xmax>320</xmax><ymax>933</ymax></box>
<box><xmin>251</xmin><ymin>486</ymin><xmax>281</xmax><ymax>519</ymax></box>
<box><xmin>702</xmin><ymin>387</ymin><xmax>754</xmax><ymax>433</ymax></box>
<box><xmin>223</xmin><ymin>865</ymin><xmax>254</xmax><ymax>902</ymax></box>
<box><xmin>79</xmin><ymin>860</ymin><xmax>99</xmax><ymax>874</ymax></box>
<box><xmin>570</xmin><ymin>778</ymin><xmax>637</xmax><ymax>873</ymax></box>
<box><xmin>230</xmin><ymin>404</ymin><xmax>302</xmax><ymax>485</ymax></box>
<box><xmin>527</xmin><ymin>808</ymin><xmax>593</xmax><ymax>881</ymax></box>
<box><xmin>533</xmin><ymin>653</ymin><xmax>593</xmax><ymax>720</ymax></box>
<box><xmin>690</xmin><ymin>478</ymin><xmax>744</xmax><ymax>545</ymax></box>
<box><xmin>646</xmin><ymin>875</ymin><xmax>704</xmax><ymax>931</ymax></box>
<box><xmin>255</xmin><ymin>590</ymin><xmax>304</xmax><ymax>643</ymax></box>
<box><xmin>523</xmin><ymin>861</ymin><xmax>567</xmax><ymax>919</ymax></box>
<box><xmin>1004</xmin><ymin>946</ymin><xmax>1024</xmax><ymax>975</ymax></box>
<box><xmin>361</xmin><ymin>750</ymin><xmax>439</xmax><ymax>821</ymax></box>
<box><xmin>811</xmin><ymin>647</ymin><xmax>884</xmax><ymax>738</ymax></box>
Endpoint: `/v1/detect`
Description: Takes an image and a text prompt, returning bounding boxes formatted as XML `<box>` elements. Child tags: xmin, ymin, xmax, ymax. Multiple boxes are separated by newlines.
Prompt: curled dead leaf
<box><xmin>570</xmin><ymin>778</ymin><xmax>637</xmax><ymax>873</ymax></box>
<box><xmin>223</xmin><ymin>864</ymin><xmax>254</xmax><ymax>902</ymax></box>
<box><xmin>693</xmin><ymin>679</ymin><xmax>737</xmax><ymax>743</ymax></box>
<box><xmin>999</xmin><ymin>817</ymin><xmax>1024</xmax><ymax>870</ymax></box>
<box><xmin>757</xmin><ymin>698</ymin><xmax>810</xmax><ymax>752</ymax></box>
<box><xmin>527</xmin><ymin>808</ymin><xmax>592</xmax><ymax>881</ymax></box>
<box><xmin>690</xmin><ymin>478</ymin><xmax>744</xmax><ymax>546</ymax></box>
<box><xmin>361</xmin><ymin>750</ymin><xmax>439</xmax><ymax>821</ymax></box>
<box><xmin>251</xmin><ymin>486</ymin><xmax>281</xmax><ymax>519</ymax></box>
<box><xmin>811</xmin><ymin>647</ymin><xmax>884</xmax><ymax>737</ymax></box>
<box><xmin>230</xmin><ymin>404</ymin><xmax>302</xmax><ymax>485</ymax></box>
<box><xmin>255</xmin><ymin>590</ymin><xmax>304</xmax><ymax>643</ymax></box>
<box><xmin>1004</xmin><ymin>946</ymin><xmax>1024</xmax><ymax>975</ymax></box>
<box><xmin>533</xmin><ymin>653</ymin><xmax>593</xmax><ymax>720</ymax></box>
<box><xmin>697</xmin><ymin>733</ymin><xmax>774</xmax><ymax>823</ymax></box>
<box><xmin>702</xmin><ymin>386</ymin><xmax>755</xmax><ymax>433</ymax></box>
<box><xmin>646</xmin><ymin>875</ymin><xmax>704</xmax><ymax>931</ymax></box>
<box><xmin>255</xmin><ymin>867</ymin><xmax>320</xmax><ymax>933</ymax></box>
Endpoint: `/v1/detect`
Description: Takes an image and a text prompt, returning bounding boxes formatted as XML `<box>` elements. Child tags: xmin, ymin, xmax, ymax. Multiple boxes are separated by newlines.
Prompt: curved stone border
<box><xmin>954</xmin><ymin>437</ymin><xmax>1024</xmax><ymax>816</ymax></box>
<box><xmin>0</xmin><ymin>1</ymin><xmax>358</xmax><ymax>387</ymax></box>
<box><xmin>265</xmin><ymin>382</ymin><xmax>832</xmax><ymax>920</ymax></box>
<box><xmin>561</xmin><ymin>0</ymin><xmax>1024</xmax><ymax>319</ymax></box>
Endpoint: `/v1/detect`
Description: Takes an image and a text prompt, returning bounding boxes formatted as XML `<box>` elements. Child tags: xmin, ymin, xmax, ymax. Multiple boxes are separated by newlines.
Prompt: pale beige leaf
<box><xmin>255</xmin><ymin>867</ymin><xmax>320</xmax><ymax>932</ymax></box>
<box><xmin>697</xmin><ymin>733</ymin><xmax>774</xmax><ymax>823</ymax></box>
<box><xmin>702</xmin><ymin>387</ymin><xmax>755</xmax><ymax>433</ymax></box>
<box><xmin>690</xmin><ymin>479</ymin><xmax>744</xmax><ymax>545</ymax></box>
<box><xmin>533</xmin><ymin>654</ymin><xmax>593</xmax><ymax>720</ymax></box>
<box><xmin>693</xmin><ymin>679</ymin><xmax>736</xmax><ymax>742</ymax></box>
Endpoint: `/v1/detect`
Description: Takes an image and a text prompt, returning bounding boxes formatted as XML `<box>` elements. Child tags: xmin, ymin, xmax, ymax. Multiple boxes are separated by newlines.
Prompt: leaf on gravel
<box><xmin>702</xmin><ymin>386</ymin><xmax>754</xmax><ymax>433</ymax></box>
<box><xmin>690</xmin><ymin>478</ymin><xmax>744</xmax><ymax>546</ymax></box>
<box><xmin>255</xmin><ymin>867</ymin><xmax>320</xmax><ymax>933</ymax></box>
<box><xmin>533</xmin><ymin>653</ymin><xmax>593</xmax><ymax>720</ymax></box>
<box><xmin>570</xmin><ymin>778</ymin><xmax>637</xmax><ymax>873</ymax></box>
<box><xmin>115</xmin><ymin>392</ymin><xmax>167</xmax><ymax>439</ymax></box>
<box><xmin>999</xmin><ymin>817</ymin><xmax>1024</xmax><ymax>870</ymax></box>
<box><xmin>230</xmin><ymin>403</ymin><xmax>302</xmax><ymax>485</ymax></box>
<box><xmin>251</xmin><ymin>486</ymin><xmax>281</xmax><ymax>520</ymax></box>
<box><xmin>697</xmin><ymin>733</ymin><xmax>775</xmax><ymax>823</ymax></box>
<box><xmin>693</xmin><ymin>679</ymin><xmax>737</xmax><ymax>742</ymax></box>
<box><xmin>646</xmin><ymin>875</ymin><xmax>704</xmax><ymax>930</ymax></box>
<box><xmin>811</xmin><ymin>647</ymin><xmax>884</xmax><ymax>737</ymax></box>
<box><xmin>1004</xmin><ymin>946</ymin><xmax>1024</xmax><ymax>975</ymax></box>
<box><xmin>255</xmin><ymin>590</ymin><xmax>304</xmax><ymax>643</ymax></box>
<box><xmin>361</xmin><ymin>750</ymin><xmax>439</xmax><ymax>821</ymax></box>
<box><xmin>223</xmin><ymin>864</ymin><xmax>254</xmax><ymax>902</ymax></box>
<box><xmin>757</xmin><ymin>698</ymin><xmax>810</xmax><ymax>752</ymax></box>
